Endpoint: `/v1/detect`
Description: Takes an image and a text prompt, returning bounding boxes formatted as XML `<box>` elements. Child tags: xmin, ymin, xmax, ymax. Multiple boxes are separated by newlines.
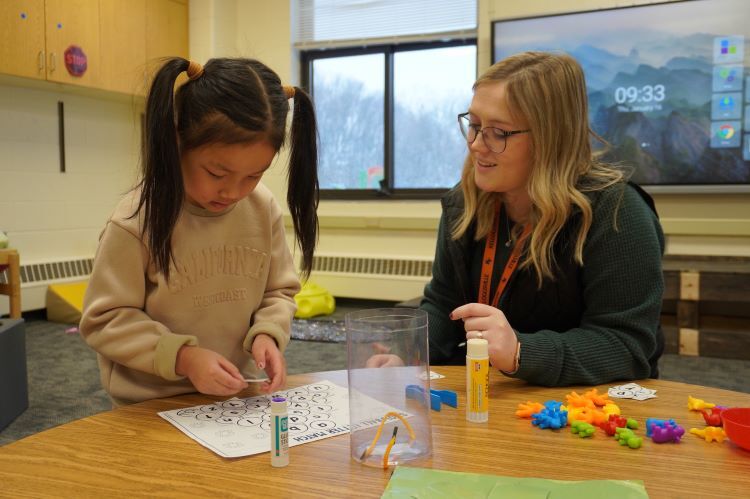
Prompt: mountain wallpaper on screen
<box><xmin>494</xmin><ymin>3</ymin><xmax>750</xmax><ymax>187</ymax></box>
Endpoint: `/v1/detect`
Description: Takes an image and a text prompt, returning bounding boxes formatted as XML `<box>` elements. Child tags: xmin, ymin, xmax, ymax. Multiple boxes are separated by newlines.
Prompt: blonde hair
<box><xmin>452</xmin><ymin>51</ymin><xmax>625</xmax><ymax>286</ymax></box>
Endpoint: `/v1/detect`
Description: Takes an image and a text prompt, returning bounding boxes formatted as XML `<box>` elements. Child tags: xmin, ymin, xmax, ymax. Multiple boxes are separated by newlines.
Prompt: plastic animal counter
<box><xmin>646</xmin><ymin>418</ymin><xmax>685</xmax><ymax>443</ymax></box>
<box><xmin>614</xmin><ymin>427</ymin><xmax>642</xmax><ymax>449</ymax></box>
<box><xmin>689</xmin><ymin>426</ymin><xmax>726</xmax><ymax>443</ymax></box>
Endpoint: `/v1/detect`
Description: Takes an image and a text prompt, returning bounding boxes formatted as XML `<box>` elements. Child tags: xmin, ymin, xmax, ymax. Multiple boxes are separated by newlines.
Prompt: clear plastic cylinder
<box><xmin>345</xmin><ymin>308</ymin><xmax>433</xmax><ymax>467</ymax></box>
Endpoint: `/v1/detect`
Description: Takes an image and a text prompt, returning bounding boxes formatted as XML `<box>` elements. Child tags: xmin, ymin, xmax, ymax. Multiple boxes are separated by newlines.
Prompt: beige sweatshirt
<box><xmin>80</xmin><ymin>183</ymin><xmax>300</xmax><ymax>404</ymax></box>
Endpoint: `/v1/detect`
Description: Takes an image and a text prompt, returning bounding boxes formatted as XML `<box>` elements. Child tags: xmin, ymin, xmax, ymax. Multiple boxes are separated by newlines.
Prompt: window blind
<box><xmin>293</xmin><ymin>0</ymin><xmax>477</xmax><ymax>49</ymax></box>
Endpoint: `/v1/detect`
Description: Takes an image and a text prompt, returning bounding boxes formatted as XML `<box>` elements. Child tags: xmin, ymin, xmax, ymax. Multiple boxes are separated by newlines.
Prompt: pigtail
<box><xmin>137</xmin><ymin>57</ymin><xmax>190</xmax><ymax>281</ymax></box>
<box><xmin>286</xmin><ymin>86</ymin><xmax>319</xmax><ymax>279</ymax></box>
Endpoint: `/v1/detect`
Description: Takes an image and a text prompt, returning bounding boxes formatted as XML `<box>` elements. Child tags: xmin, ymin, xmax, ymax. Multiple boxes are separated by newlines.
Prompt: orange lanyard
<box><xmin>478</xmin><ymin>202</ymin><xmax>531</xmax><ymax>308</ymax></box>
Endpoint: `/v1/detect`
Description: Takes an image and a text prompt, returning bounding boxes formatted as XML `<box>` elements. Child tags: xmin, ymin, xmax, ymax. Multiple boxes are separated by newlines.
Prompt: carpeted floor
<box><xmin>2</xmin><ymin>302</ymin><xmax>749</xmax><ymax>446</ymax></box>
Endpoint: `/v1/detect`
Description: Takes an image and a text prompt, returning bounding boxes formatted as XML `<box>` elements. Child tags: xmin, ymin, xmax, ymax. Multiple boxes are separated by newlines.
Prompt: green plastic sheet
<box><xmin>382</xmin><ymin>467</ymin><xmax>648</xmax><ymax>498</ymax></box>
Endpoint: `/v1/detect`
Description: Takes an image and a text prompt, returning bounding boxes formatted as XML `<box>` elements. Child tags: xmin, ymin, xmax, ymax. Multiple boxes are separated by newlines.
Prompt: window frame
<box><xmin>301</xmin><ymin>38</ymin><xmax>477</xmax><ymax>200</ymax></box>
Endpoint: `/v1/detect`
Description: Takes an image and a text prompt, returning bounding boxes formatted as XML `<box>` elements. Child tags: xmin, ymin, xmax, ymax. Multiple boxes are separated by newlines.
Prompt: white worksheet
<box><xmin>158</xmin><ymin>380</ymin><xmax>406</xmax><ymax>458</ymax></box>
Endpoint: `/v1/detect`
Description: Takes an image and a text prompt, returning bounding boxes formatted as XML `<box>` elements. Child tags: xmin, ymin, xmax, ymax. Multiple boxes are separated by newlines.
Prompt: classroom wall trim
<box><xmin>311</xmin><ymin>254</ymin><xmax>432</xmax><ymax>277</ymax></box>
<box><xmin>307</xmin><ymin>254</ymin><xmax>433</xmax><ymax>302</ymax></box>
<box><xmin>284</xmin><ymin>214</ymin><xmax>750</xmax><ymax>240</ymax></box>
<box><xmin>0</xmin><ymin>258</ymin><xmax>93</xmax><ymax>314</ymax></box>
<box><xmin>0</xmin><ymin>258</ymin><xmax>93</xmax><ymax>286</ymax></box>
<box><xmin>1</xmin><ymin>253</ymin><xmax>435</xmax><ymax>311</ymax></box>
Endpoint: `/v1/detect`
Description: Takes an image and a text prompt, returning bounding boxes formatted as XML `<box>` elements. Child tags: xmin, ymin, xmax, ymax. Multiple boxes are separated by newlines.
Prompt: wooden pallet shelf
<box><xmin>661</xmin><ymin>255</ymin><xmax>750</xmax><ymax>359</ymax></box>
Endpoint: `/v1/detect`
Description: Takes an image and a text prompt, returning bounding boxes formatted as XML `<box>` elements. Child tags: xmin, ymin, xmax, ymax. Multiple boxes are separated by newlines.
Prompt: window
<box><xmin>310</xmin><ymin>52</ymin><xmax>385</xmax><ymax>191</ymax></box>
<box><xmin>295</xmin><ymin>0</ymin><xmax>477</xmax><ymax>199</ymax></box>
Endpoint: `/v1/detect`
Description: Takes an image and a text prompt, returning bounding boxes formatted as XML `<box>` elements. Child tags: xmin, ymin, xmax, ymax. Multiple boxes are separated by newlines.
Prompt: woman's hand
<box><xmin>176</xmin><ymin>345</ymin><xmax>248</xmax><ymax>396</ymax></box>
<box><xmin>251</xmin><ymin>334</ymin><xmax>287</xmax><ymax>394</ymax></box>
<box><xmin>451</xmin><ymin>303</ymin><xmax>519</xmax><ymax>372</ymax></box>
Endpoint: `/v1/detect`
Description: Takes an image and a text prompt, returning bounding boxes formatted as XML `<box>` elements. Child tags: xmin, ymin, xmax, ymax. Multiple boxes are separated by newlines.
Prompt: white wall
<box><xmin>0</xmin><ymin>77</ymin><xmax>142</xmax><ymax>310</ymax></box>
<box><xmin>2</xmin><ymin>0</ymin><xmax>746</xmax><ymax>312</ymax></box>
<box><xmin>185</xmin><ymin>0</ymin><xmax>749</xmax><ymax>300</ymax></box>
<box><xmin>188</xmin><ymin>0</ymin><xmax>749</xmax><ymax>269</ymax></box>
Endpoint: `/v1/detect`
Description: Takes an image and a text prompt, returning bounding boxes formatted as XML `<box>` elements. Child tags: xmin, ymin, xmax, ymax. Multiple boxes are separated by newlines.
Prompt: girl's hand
<box><xmin>176</xmin><ymin>345</ymin><xmax>248</xmax><ymax>396</ymax></box>
<box><xmin>365</xmin><ymin>342</ymin><xmax>405</xmax><ymax>368</ymax></box>
<box><xmin>251</xmin><ymin>334</ymin><xmax>287</xmax><ymax>394</ymax></box>
<box><xmin>450</xmin><ymin>303</ymin><xmax>519</xmax><ymax>372</ymax></box>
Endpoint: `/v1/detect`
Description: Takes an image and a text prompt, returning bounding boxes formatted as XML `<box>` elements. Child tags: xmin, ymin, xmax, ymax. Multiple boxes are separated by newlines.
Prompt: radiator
<box><xmin>0</xmin><ymin>257</ymin><xmax>93</xmax><ymax>313</ymax></box>
<box><xmin>0</xmin><ymin>254</ymin><xmax>435</xmax><ymax>313</ymax></box>
<box><xmin>308</xmin><ymin>254</ymin><xmax>433</xmax><ymax>302</ymax></box>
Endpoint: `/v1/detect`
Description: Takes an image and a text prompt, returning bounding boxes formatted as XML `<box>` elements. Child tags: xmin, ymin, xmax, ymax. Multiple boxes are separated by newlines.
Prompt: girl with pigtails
<box><xmin>80</xmin><ymin>58</ymin><xmax>319</xmax><ymax>405</ymax></box>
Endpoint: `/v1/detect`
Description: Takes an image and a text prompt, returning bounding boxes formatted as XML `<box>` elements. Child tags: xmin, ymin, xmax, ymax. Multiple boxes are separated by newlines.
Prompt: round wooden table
<box><xmin>1</xmin><ymin>367</ymin><xmax>749</xmax><ymax>498</ymax></box>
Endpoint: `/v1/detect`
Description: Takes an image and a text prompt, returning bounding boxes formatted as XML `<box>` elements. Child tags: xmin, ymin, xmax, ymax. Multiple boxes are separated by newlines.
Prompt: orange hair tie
<box><xmin>186</xmin><ymin>60</ymin><xmax>204</xmax><ymax>81</ymax></box>
<box><xmin>283</xmin><ymin>85</ymin><xmax>295</xmax><ymax>99</ymax></box>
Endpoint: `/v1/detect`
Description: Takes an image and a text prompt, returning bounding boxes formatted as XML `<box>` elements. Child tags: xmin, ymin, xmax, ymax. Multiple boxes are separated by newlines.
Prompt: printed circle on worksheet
<box><xmin>260</xmin><ymin>421</ymin><xmax>272</xmax><ymax>431</ymax></box>
<box><xmin>311</xmin><ymin>393</ymin><xmax>329</xmax><ymax>403</ymax></box>
<box><xmin>221</xmin><ymin>400</ymin><xmax>246</xmax><ymax>408</ymax></box>
<box><xmin>286</xmin><ymin>389</ymin><xmax>308</xmax><ymax>398</ymax></box>
<box><xmin>176</xmin><ymin>408</ymin><xmax>201</xmax><ymax>417</ymax></box>
<box><xmin>310</xmin><ymin>420</ymin><xmax>336</xmax><ymax>430</ymax></box>
<box><xmin>308</xmin><ymin>384</ymin><xmax>330</xmax><ymax>392</ymax></box>
<box><xmin>310</xmin><ymin>404</ymin><xmax>332</xmax><ymax>413</ymax></box>
<box><xmin>196</xmin><ymin>412</ymin><xmax>220</xmax><ymax>421</ymax></box>
<box><xmin>290</xmin><ymin>394</ymin><xmax>313</xmax><ymax>403</ymax></box>
<box><xmin>308</xmin><ymin>412</ymin><xmax>331</xmax><ymax>421</ymax></box>
<box><xmin>287</xmin><ymin>422</ymin><xmax>309</xmax><ymax>433</ymax></box>
<box><xmin>216</xmin><ymin>416</ymin><xmax>239</xmax><ymax>425</ymax></box>
<box><xmin>246</xmin><ymin>402</ymin><xmax>269</xmax><ymax>412</ymax></box>
<box><xmin>237</xmin><ymin>416</ymin><xmax>263</xmax><ymax>427</ymax></box>
<box><xmin>199</xmin><ymin>404</ymin><xmax>221</xmax><ymax>413</ymax></box>
<box><xmin>288</xmin><ymin>415</ymin><xmax>308</xmax><ymax>426</ymax></box>
<box><xmin>222</xmin><ymin>409</ymin><xmax>246</xmax><ymax>417</ymax></box>
<box><xmin>223</xmin><ymin>441</ymin><xmax>244</xmax><ymax>448</ymax></box>
<box><xmin>289</xmin><ymin>408</ymin><xmax>310</xmax><ymax>417</ymax></box>
<box><xmin>215</xmin><ymin>429</ymin><xmax>235</xmax><ymax>438</ymax></box>
<box><xmin>288</xmin><ymin>401</ymin><xmax>309</xmax><ymax>410</ymax></box>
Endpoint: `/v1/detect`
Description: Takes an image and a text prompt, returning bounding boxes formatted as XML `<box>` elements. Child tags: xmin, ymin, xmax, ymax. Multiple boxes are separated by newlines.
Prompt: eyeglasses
<box><xmin>458</xmin><ymin>112</ymin><xmax>530</xmax><ymax>153</ymax></box>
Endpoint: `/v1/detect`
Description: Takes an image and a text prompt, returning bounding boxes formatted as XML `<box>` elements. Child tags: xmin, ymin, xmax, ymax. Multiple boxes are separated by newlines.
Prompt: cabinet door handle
<box><xmin>49</xmin><ymin>52</ymin><xmax>56</xmax><ymax>72</ymax></box>
<box><xmin>38</xmin><ymin>50</ymin><xmax>45</xmax><ymax>71</ymax></box>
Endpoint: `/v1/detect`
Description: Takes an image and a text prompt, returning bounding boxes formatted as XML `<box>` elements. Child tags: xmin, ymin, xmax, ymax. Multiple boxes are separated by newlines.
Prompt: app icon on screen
<box><xmin>710</xmin><ymin>121</ymin><xmax>741</xmax><ymax>148</ymax></box>
<box><xmin>711</xmin><ymin>93</ymin><xmax>742</xmax><ymax>120</ymax></box>
<box><xmin>713</xmin><ymin>36</ymin><xmax>744</xmax><ymax>64</ymax></box>
<box><xmin>712</xmin><ymin>65</ymin><xmax>743</xmax><ymax>92</ymax></box>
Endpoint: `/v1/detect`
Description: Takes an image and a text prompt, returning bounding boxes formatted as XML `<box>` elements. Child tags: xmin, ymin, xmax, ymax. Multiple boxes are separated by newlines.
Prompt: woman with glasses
<box><xmin>421</xmin><ymin>51</ymin><xmax>664</xmax><ymax>386</ymax></box>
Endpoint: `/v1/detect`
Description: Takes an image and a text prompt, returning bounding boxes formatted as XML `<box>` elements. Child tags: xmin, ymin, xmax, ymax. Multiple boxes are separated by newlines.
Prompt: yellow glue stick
<box><xmin>466</xmin><ymin>338</ymin><xmax>489</xmax><ymax>423</ymax></box>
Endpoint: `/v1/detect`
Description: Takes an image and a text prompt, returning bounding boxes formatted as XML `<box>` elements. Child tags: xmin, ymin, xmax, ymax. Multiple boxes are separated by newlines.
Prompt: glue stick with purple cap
<box><xmin>271</xmin><ymin>396</ymin><xmax>289</xmax><ymax>467</ymax></box>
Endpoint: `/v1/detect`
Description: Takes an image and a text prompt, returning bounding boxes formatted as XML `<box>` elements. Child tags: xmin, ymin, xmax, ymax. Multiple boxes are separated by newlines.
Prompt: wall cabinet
<box><xmin>0</xmin><ymin>0</ymin><xmax>187</xmax><ymax>96</ymax></box>
<box><xmin>145</xmin><ymin>0</ymin><xmax>189</xmax><ymax>90</ymax></box>
<box><xmin>99</xmin><ymin>0</ymin><xmax>145</xmax><ymax>95</ymax></box>
<box><xmin>45</xmin><ymin>0</ymin><xmax>101</xmax><ymax>87</ymax></box>
<box><xmin>0</xmin><ymin>0</ymin><xmax>46</xmax><ymax>80</ymax></box>
<box><xmin>146</xmin><ymin>0</ymin><xmax>188</xmax><ymax>63</ymax></box>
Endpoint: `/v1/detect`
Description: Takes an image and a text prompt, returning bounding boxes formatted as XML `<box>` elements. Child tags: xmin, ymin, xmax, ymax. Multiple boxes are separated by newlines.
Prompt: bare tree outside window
<box><xmin>313</xmin><ymin>54</ymin><xmax>385</xmax><ymax>190</ymax></box>
<box><xmin>306</xmin><ymin>41</ymin><xmax>477</xmax><ymax>197</ymax></box>
<box><xmin>394</xmin><ymin>45</ymin><xmax>475</xmax><ymax>188</ymax></box>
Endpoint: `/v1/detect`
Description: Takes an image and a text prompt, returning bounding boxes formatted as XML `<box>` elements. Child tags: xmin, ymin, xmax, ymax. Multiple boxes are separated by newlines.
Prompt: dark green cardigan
<box><xmin>421</xmin><ymin>182</ymin><xmax>665</xmax><ymax>387</ymax></box>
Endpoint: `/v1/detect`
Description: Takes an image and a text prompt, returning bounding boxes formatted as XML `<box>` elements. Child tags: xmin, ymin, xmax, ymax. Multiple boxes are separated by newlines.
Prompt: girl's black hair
<box><xmin>138</xmin><ymin>57</ymin><xmax>319</xmax><ymax>281</ymax></box>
